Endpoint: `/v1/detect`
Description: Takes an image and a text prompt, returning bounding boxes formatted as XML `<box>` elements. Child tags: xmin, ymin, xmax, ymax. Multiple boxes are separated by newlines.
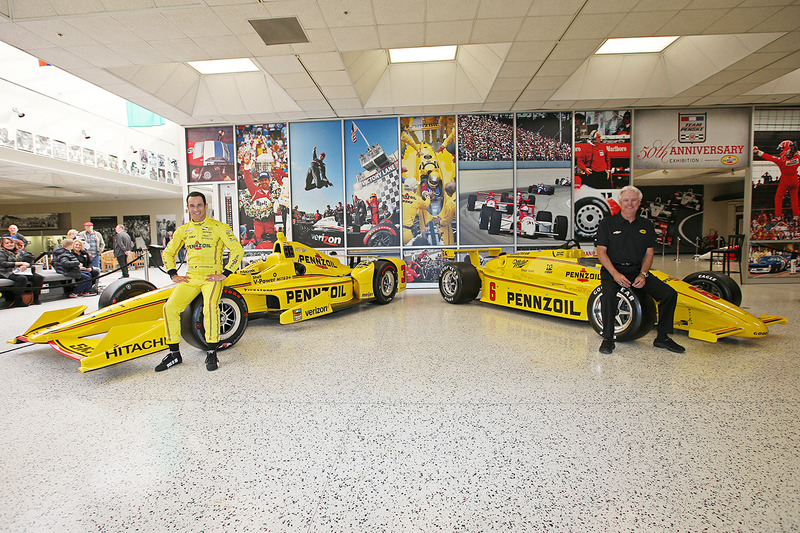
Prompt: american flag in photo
<box><xmin>351</xmin><ymin>123</ymin><xmax>358</xmax><ymax>143</ymax></box>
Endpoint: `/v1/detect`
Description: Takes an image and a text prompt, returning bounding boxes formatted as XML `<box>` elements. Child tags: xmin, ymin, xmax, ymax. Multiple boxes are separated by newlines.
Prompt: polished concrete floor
<box><xmin>1</xmin><ymin>258</ymin><xmax>798</xmax><ymax>532</ymax></box>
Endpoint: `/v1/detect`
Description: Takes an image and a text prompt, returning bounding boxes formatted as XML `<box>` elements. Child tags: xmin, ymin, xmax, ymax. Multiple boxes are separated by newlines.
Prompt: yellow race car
<box><xmin>10</xmin><ymin>233</ymin><xmax>405</xmax><ymax>372</ymax></box>
<box><xmin>438</xmin><ymin>243</ymin><xmax>786</xmax><ymax>342</ymax></box>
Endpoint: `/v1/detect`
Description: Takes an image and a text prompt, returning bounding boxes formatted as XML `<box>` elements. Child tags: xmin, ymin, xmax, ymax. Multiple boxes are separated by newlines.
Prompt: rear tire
<box><xmin>467</xmin><ymin>194</ymin><xmax>477</xmax><ymax>211</ymax></box>
<box><xmin>488</xmin><ymin>210</ymin><xmax>503</xmax><ymax>235</ymax></box>
<box><xmin>587</xmin><ymin>285</ymin><xmax>657</xmax><ymax>341</ymax></box>
<box><xmin>479</xmin><ymin>205</ymin><xmax>492</xmax><ymax>230</ymax></box>
<box><xmin>439</xmin><ymin>262</ymin><xmax>481</xmax><ymax>304</ymax></box>
<box><xmin>180</xmin><ymin>287</ymin><xmax>249</xmax><ymax>350</ymax></box>
<box><xmin>682</xmin><ymin>271</ymin><xmax>742</xmax><ymax>307</ymax></box>
<box><xmin>554</xmin><ymin>215</ymin><xmax>568</xmax><ymax>240</ymax></box>
<box><xmin>98</xmin><ymin>278</ymin><xmax>157</xmax><ymax>308</ymax></box>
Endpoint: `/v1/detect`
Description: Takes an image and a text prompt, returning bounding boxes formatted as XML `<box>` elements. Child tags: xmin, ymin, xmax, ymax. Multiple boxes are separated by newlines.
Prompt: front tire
<box><xmin>98</xmin><ymin>278</ymin><xmax>157</xmax><ymax>308</ymax></box>
<box><xmin>682</xmin><ymin>271</ymin><xmax>742</xmax><ymax>307</ymax></box>
<box><xmin>372</xmin><ymin>260</ymin><xmax>398</xmax><ymax>304</ymax></box>
<box><xmin>365</xmin><ymin>228</ymin><xmax>400</xmax><ymax>247</ymax></box>
<box><xmin>488</xmin><ymin>210</ymin><xmax>503</xmax><ymax>235</ymax></box>
<box><xmin>439</xmin><ymin>262</ymin><xmax>481</xmax><ymax>304</ymax></box>
<box><xmin>180</xmin><ymin>287</ymin><xmax>249</xmax><ymax>350</ymax></box>
<box><xmin>587</xmin><ymin>285</ymin><xmax>657</xmax><ymax>341</ymax></box>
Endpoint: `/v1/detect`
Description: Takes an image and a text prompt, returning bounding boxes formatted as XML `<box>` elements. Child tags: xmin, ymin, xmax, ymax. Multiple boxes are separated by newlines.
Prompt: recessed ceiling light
<box><xmin>595</xmin><ymin>36</ymin><xmax>679</xmax><ymax>55</ymax></box>
<box><xmin>188</xmin><ymin>58</ymin><xmax>260</xmax><ymax>74</ymax></box>
<box><xmin>389</xmin><ymin>45</ymin><xmax>457</xmax><ymax>64</ymax></box>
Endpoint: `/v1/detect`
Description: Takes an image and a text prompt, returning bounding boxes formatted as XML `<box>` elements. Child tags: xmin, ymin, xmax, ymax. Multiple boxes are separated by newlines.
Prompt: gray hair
<box><xmin>618</xmin><ymin>185</ymin><xmax>642</xmax><ymax>201</ymax></box>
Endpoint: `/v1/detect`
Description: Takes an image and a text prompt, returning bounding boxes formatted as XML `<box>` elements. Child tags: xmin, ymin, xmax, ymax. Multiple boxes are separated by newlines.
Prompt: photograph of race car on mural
<box><xmin>573</xmin><ymin>110</ymin><xmax>631</xmax><ymax>241</ymax></box>
<box><xmin>186</xmin><ymin>126</ymin><xmax>235</xmax><ymax>183</ymax></box>
<box><xmin>437</xmin><ymin>243</ymin><xmax>786</xmax><ymax>343</ymax></box>
<box><xmin>10</xmin><ymin>233</ymin><xmax>406</xmax><ymax>373</ymax></box>
<box><xmin>401</xmin><ymin>115</ymin><xmax>457</xmax><ymax>251</ymax></box>
<box><xmin>345</xmin><ymin>118</ymin><xmax>402</xmax><ymax>248</ymax></box>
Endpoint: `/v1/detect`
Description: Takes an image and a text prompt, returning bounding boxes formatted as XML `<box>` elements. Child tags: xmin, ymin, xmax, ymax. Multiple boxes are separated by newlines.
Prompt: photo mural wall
<box><xmin>183</xmin><ymin>105</ymin><xmax>800</xmax><ymax>286</ymax></box>
<box><xmin>235</xmin><ymin>123</ymin><xmax>289</xmax><ymax>248</ymax></box>
<box><xmin>344</xmin><ymin>118</ymin><xmax>401</xmax><ymax>248</ymax></box>
<box><xmin>573</xmin><ymin>110</ymin><xmax>631</xmax><ymax>241</ymax></box>
<box><xmin>749</xmin><ymin>108</ymin><xmax>800</xmax><ymax>281</ymax></box>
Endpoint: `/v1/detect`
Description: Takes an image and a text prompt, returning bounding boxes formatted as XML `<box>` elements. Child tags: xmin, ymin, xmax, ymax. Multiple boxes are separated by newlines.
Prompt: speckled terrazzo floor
<box><xmin>1</xmin><ymin>259</ymin><xmax>798</xmax><ymax>532</ymax></box>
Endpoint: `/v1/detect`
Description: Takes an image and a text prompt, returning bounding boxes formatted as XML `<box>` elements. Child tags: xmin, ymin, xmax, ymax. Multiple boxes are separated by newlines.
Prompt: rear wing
<box><xmin>442</xmin><ymin>248</ymin><xmax>503</xmax><ymax>265</ymax></box>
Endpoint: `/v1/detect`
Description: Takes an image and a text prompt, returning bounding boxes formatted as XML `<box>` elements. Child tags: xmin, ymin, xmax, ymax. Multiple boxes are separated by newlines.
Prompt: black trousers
<box><xmin>1</xmin><ymin>272</ymin><xmax>43</xmax><ymax>304</ymax></box>
<box><xmin>116</xmin><ymin>254</ymin><xmax>129</xmax><ymax>277</ymax></box>
<box><xmin>600</xmin><ymin>267</ymin><xmax>677</xmax><ymax>340</ymax></box>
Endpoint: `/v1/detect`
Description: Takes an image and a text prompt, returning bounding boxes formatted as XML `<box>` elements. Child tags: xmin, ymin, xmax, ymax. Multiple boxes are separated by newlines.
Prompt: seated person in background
<box><xmin>71</xmin><ymin>240</ymin><xmax>99</xmax><ymax>296</ymax></box>
<box><xmin>0</xmin><ymin>236</ymin><xmax>42</xmax><ymax>307</ymax></box>
<box><xmin>54</xmin><ymin>239</ymin><xmax>94</xmax><ymax>298</ymax></box>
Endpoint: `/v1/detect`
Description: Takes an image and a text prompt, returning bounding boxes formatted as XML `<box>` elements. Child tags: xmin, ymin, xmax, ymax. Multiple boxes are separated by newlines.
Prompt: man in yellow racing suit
<box><xmin>401</xmin><ymin>177</ymin><xmax>431</xmax><ymax>244</ymax></box>
<box><xmin>156</xmin><ymin>191</ymin><xmax>244</xmax><ymax>372</ymax></box>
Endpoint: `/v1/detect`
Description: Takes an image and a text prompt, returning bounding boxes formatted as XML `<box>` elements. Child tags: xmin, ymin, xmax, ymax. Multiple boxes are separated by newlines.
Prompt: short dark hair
<box><xmin>187</xmin><ymin>191</ymin><xmax>207</xmax><ymax>204</ymax></box>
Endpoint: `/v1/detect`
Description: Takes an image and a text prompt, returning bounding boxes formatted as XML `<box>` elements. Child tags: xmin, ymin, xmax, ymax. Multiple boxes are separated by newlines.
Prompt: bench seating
<box><xmin>1</xmin><ymin>269</ymin><xmax>76</xmax><ymax>303</ymax></box>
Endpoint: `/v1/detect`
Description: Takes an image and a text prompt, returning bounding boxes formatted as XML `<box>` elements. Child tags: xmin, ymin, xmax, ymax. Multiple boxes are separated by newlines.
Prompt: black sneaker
<box><xmin>653</xmin><ymin>337</ymin><xmax>685</xmax><ymax>353</ymax></box>
<box><xmin>599</xmin><ymin>339</ymin><xmax>615</xmax><ymax>354</ymax></box>
<box><xmin>205</xmin><ymin>351</ymin><xmax>218</xmax><ymax>371</ymax></box>
<box><xmin>155</xmin><ymin>351</ymin><xmax>182</xmax><ymax>372</ymax></box>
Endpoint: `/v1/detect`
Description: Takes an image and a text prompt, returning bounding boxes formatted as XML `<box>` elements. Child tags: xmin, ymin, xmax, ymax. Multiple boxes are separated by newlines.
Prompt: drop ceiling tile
<box><xmin>372</xmin><ymin>0</ymin><xmax>424</xmax><ymax>25</ymax></box>
<box><xmin>149</xmin><ymin>38</ymin><xmax>208</xmax><ymax>62</ymax></box>
<box><xmin>298</xmin><ymin>52</ymin><xmax>344</xmax><ymax>72</ymax></box>
<box><xmin>296</xmin><ymin>99</ymin><xmax>332</xmax><ymax>112</ymax></box>
<box><xmin>239</xmin><ymin>34</ymin><xmax>296</xmax><ymax>56</ymax></box>
<box><xmin>10</xmin><ymin>0</ymin><xmax>58</xmax><ymax>18</ymax></box>
<box><xmin>321</xmin><ymin>85</ymin><xmax>358</xmax><ymax>98</ymax></box>
<box><xmin>505</xmin><ymin>41</ymin><xmax>556</xmax><ymax>62</ymax></box>
<box><xmin>193</xmin><ymin>34</ymin><xmax>251</xmax><ymax>58</ymax></box>
<box><xmin>317</xmin><ymin>0</ymin><xmax>376</xmax><ymax>27</ymax></box>
<box><xmin>17</xmin><ymin>19</ymin><xmax>98</xmax><ymax>47</ymax></box>
<box><xmin>426</xmin><ymin>0</ymin><xmax>479</xmax><ymax>21</ymax></box>
<box><xmin>525</xmin><ymin>76</ymin><xmax>569</xmax><ymax>90</ymax></box>
<box><xmin>536</xmin><ymin>59</ymin><xmax>584</xmax><ymax>78</ymax></box>
<box><xmin>484</xmin><ymin>90</ymin><xmax>522</xmax><ymax>103</ymax></box>
<box><xmin>528</xmin><ymin>0</ymin><xmax>584</xmax><ymax>17</ymax></box>
<box><xmin>110</xmin><ymin>13</ymin><xmax>182</xmax><ymax>42</ymax></box>
<box><xmin>256</xmin><ymin>55</ymin><xmax>304</xmax><ymax>75</ymax></box>
<box><xmin>491</xmin><ymin>77</ymin><xmax>528</xmax><ymax>91</ymax></box>
<box><xmin>471</xmin><ymin>18</ymin><xmax>523</xmax><ymax>44</ymax></box>
<box><xmin>290</xmin><ymin>28</ymin><xmax>336</xmax><ymax>54</ymax></box>
<box><xmin>285</xmin><ymin>86</ymin><xmax>324</xmax><ymax>100</ymax></box>
<box><xmin>65</xmin><ymin>44</ymin><xmax>132</xmax><ymax>68</ymax></box>
<box><xmin>377</xmin><ymin>23</ymin><xmax>424</xmax><ymax>49</ymax></box>
<box><xmin>106</xmin><ymin>42</ymin><xmax>172</xmax><ymax>64</ymax></box>
<box><xmin>519</xmin><ymin>88</ymin><xmax>557</xmax><ymax>101</ymax></box>
<box><xmin>476</xmin><ymin>0</ymin><xmax>531</xmax><ymax>18</ymax></box>
<box><xmin>582</xmin><ymin>0</ymin><xmax>638</xmax><ymax>14</ymax></box>
<box><xmin>271</xmin><ymin>71</ymin><xmax>315</xmax><ymax>89</ymax></box>
<box><xmin>657</xmin><ymin>9</ymin><xmax>729</xmax><ymax>35</ymax></box>
<box><xmin>329</xmin><ymin>25</ymin><xmax>379</xmax><ymax>51</ymax></box>
<box><xmin>547</xmin><ymin>40</ymin><xmax>603</xmax><ymax>61</ymax></box>
<box><xmin>749</xmin><ymin>7</ymin><xmax>800</xmax><ymax>33</ymax></box>
<box><xmin>329</xmin><ymin>97</ymin><xmax>363</xmax><ymax>110</ymax></box>
<box><xmin>608</xmin><ymin>11</ymin><xmax>681</xmax><ymax>38</ymax></box>
<box><xmin>497</xmin><ymin>61</ymin><xmax>542</xmax><ymax>78</ymax></box>
<box><xmin>211</xmin><ymin>3</ymin><xmax>271</xmax><ymax>34</ymax></box>
<box><xmin>312</xmin><ymin>70</ymin><xmax>352</xmax><ymax>86</ymax></box>
<box><xmin>161</xmin><ymin>7</ymin><xmax>229</xmax><ymax>38</ymax></box>
<box><xmin>517</xmin><ymin>16</ymin><xmax>573</xmax><ymax>42</ymax></box>
<box><xmin>424</xmin><ymin>21</ymin><xmax>473</xmax><ymax>46</ymax></box>
<box><xmin>64</xmin><ymin>15</ymin><xmax>141</xmax><ymax>44</ymax></box>
<box><xmin>49</xmin><ymin>0</ymin><xmax>106</xmax><ymax>16</ymax></box>
<box><xmin>0</xmin><ymin>23</ymin><xmax>54</xmax><ymax>49</ymax></box>
<box><xmin>632</xmin><ymin>0</ymin><xmax>690</xmax><ymax>11</ymax></box>
<box><xmin>704</xmin><ymin>7</ymin><xmax>782</xmax><ymax>34</ymax></box>
<box><xmin>101</xmin><ymin>0</ymin><xmax>155</xmax><ymax>11</ymax></box>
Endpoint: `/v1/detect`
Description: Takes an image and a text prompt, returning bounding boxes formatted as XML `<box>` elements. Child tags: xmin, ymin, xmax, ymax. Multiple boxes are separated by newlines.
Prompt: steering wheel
<box><xmin>557</xmin><ymin>239</ymin><xmax>582</xmax><ymax>250</ymax></box>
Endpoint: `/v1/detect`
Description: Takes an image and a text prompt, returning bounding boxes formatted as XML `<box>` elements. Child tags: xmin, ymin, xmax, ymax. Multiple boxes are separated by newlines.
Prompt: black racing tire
<box><xmin>574</xmin><ymin>197</ymin><xmax>611</xmax><ymax>239</ymax></box>
<box><xmin>180</xmin><ymin>286</ymin><xmax>249</xmax><ymax>350</ymax></box>
<box><xmin>467</xmin><ymin>194</ymin><xmax>477</xmax><ymax>211</ymax></box>
<box><xmin>541</xmin><ymin>184</ymin><xmax>555</xmax><ymax>195</ymax></box>
<box><xmin>98</xmin><ymin>278</ymin><xmax>157</xmax><ymax>308</ymax></box>
<box><xmin>554</xmin><ymin>215</ymin><xmax>569</xmax><ymax>240</ymax></box>
<box><xmin>537</xmin><ymin>210</ymin><xmax>552</xmax><ymax>223</ymax></box>
<box><xmin>365</xmin><ymin>228</ymin><xmax>400</xmax><ymax>247</ymax></box>
<box><xmin>682</xmin><ymin>271</ymin><xmax>742</xmax><ymax>307</ymax></box>
<box><xmin>587</xmin><ymin>285</ymin><xmax>657</xmax><ymax>341</ymax></box>
<box><xmin>501</xmin><ymin>192</ymin><xmax>513</xmax><ymax>203</ymax></box>
<box><xmin>439</xmin><ymin>262</ymin><xmax>481</xmax><ymax>304</ymax></box>
<box><xmin>479</xmin><ymin>205</ymin><xmax>492</xmax><ymax>230</ymax></box>
<box><xmin>372</xmin><ymin>260</ymin><xmax>398</xmax><ymax>304</ymax></box>
<box><xmin>488</xmin><ymin>210</ymin><xmax>503</xmax><ymax>235</ymax></box>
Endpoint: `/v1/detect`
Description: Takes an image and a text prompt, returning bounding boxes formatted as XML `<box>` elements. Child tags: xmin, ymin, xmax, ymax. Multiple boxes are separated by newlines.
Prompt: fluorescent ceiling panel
<box><xmin>596</xmin><ymin>36</ymin><xmax>679</xmax><ymax>54</ymax></box>
<box><xmin>389</xmin><ymin>46</ymin><xmax>457</xmax><ymax>64</ymax></box>
<box><xmin>188</xmin><ymin>58</ymin><xmax>260</xmax><ymax>75</ymax></box>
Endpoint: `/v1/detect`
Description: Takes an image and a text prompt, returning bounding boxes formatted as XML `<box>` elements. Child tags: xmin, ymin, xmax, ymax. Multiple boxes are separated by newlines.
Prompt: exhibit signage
<box><xmin>633</xmin><ymin>108</ymin><xmax>751</xmax><ymax>169</ymax></box>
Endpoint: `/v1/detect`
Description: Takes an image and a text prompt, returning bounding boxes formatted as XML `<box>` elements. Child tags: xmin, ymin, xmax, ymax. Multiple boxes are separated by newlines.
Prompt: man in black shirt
<box><xmin>594</xmin><ymin>185</ymin><xmax>684</xmax><ymax>354</ymax></box>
